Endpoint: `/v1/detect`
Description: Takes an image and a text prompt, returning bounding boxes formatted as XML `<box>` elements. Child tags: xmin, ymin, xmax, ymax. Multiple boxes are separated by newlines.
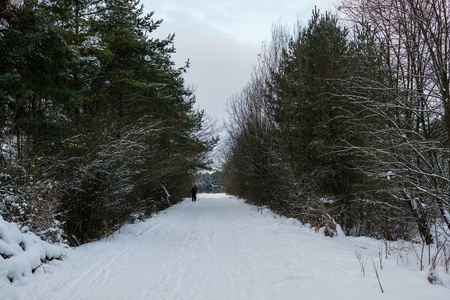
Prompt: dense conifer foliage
<box><xmin>223</xmin><ymin>6</ymin><xmax>450</xmax><ymax>242</ymax></box>
<box><xmin>0</xmin><ymin>0</ymin><xmax>216</xmax><ymax>245</ymax></box>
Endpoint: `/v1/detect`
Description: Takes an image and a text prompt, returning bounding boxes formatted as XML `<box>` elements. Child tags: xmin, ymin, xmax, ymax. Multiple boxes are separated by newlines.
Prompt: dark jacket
<box><xmin>191</xmin><ymin>185</ymin><xmax>198</xmax><ymax>195</ymax></box>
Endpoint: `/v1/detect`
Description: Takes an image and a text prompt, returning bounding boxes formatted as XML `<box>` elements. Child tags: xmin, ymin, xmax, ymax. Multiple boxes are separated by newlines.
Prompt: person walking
<box><xmin>191</xmin><ymin>184</ymin><xmax>198</xmax><ymax>202</ymax></box>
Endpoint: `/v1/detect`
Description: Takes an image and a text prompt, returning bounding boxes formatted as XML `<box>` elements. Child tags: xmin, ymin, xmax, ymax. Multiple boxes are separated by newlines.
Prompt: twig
<box><xmin>378</xmin><ymin>244</ymin><xmax>384</xmax><ymax>270</ymax></box>
<box><xmin>355</xmin><ymin>251</ymin><xmax>368</xmax><ymax>277</ymax></box>
<box><xmin>371</xmin><ymin>257</ymin><xmax>384</xmax><ymax>293</ymax></box>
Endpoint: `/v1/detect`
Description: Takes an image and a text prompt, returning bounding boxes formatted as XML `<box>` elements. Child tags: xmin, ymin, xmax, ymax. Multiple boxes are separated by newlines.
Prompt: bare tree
<box><xmin>339</xmin><ymin>0</ymin><xmax>450</xmax><ymax>239</ymax></box>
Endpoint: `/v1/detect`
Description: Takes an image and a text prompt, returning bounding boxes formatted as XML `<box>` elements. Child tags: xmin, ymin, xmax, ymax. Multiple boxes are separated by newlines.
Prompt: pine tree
<box><xmin>1</xmin><ymin>0</ymin><xmax>216</xmax><ymax>245</ymax></box>
<box><xmin>51</xmin><ymin>0</ymin><xmax>217</xmax><ymax>244</ymax></box>
<box><xmin>267</xmin><ymin>10</ymin><xmax>354</xmax><ymax>196</ymax></box>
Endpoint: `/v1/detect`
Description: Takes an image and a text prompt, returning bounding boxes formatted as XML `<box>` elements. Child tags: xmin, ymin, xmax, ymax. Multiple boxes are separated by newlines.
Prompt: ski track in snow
<box><xmin>2</xmin><ymin>193</ymin><xmax>449</xmax><ymax>300</ymax></box>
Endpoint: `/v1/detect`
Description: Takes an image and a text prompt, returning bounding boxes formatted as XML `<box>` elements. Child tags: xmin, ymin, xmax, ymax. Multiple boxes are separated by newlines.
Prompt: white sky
<box><xmin>142</xmin><ymin>0</ymin><xmax>337</xmax><ymax>124</ymax></box>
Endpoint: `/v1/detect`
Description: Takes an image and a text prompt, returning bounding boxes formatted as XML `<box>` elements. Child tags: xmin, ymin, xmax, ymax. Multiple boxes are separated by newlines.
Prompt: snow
<box><xmin>2</xmin><ymin>194</ymin><xmax>449</xmax><ymax>299</ymax></box>
<box><xmin>0</xmin><ymin>216</ymin><xmax>64</xmax><ymax>285</ymax></box>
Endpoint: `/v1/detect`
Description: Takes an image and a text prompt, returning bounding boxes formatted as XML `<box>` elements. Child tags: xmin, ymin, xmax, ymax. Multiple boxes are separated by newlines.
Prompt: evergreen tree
<box><xmin>263</xmin><ymin>9</ymin><xmax>362</xmax><ymax>218</ymax></box>
<box><xmin>0</xmin><ymin>0</ymin><xmax>216</xmax><ymax>245</ymax></box>
<box><xmin>52</xmin><ymin>0</ymin><xmax>217</xmax><ymax>244</ymax></box>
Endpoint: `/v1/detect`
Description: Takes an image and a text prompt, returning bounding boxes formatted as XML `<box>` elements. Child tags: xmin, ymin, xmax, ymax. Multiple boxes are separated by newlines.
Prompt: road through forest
<box><xmin>5</xmin><ymin>194</ymin><xmax>449</xmax><ymax>300</ymax></box>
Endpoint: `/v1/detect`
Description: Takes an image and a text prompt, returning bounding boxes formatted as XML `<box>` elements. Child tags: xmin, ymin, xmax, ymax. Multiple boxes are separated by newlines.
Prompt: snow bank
<box><xmin>0</xmin><ymin>216</ymin><xmax>65</xmax><ymax>285</ymax></box>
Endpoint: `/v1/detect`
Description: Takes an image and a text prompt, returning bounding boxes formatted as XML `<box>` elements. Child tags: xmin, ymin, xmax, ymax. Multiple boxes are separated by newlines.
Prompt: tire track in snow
<box><xmin>48</xmin><ymin>196</ymin><xmax>245</xmax><ymax>300</ymax></box>
<box><xmin>49</xmin><ymin>202</ymin><xmax>189</xmax><ymax>300</ymax></box>
<box><xmin>6</xmin><ymin>194</ymin><xmax>450</xmax><ymax>300</ymax></box>
<box><xmin>157</xmin><ymin>209</ymin><xmax>213</xmax><ymax>299</ymax></box>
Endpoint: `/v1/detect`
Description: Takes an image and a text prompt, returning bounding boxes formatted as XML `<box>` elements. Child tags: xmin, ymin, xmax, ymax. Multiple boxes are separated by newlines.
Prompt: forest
<box><xmin>0</xmin><ymin>0</ymin><xmax>217</xmax><ymax>246</ymax></box>
<box><xmin>222</xmin><ymin>0</ymin><xmax>450</xmax><ymax>248</ymax></box>
<box><xmin>1</xmin><ymin>0</ymin><xmax>449</xmax><ymax>255</ymax></box>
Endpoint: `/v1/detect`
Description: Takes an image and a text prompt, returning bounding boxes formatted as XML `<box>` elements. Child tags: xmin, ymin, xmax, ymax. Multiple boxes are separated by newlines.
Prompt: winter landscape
<box><xmin>2</xmin><ymin>0</ymin><xmax>450</xmax><ymax>299</ymax></box>
<box><xmin>1</xmin><ymin>194</ymin><xmax>449</xmax><ymax>300</ymax></box>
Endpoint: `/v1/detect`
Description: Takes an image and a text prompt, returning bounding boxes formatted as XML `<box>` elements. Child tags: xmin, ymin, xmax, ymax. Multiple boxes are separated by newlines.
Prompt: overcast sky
<box><xmin>141</xmin><ymin>0</ymin><xmax>338</xmax><ymax>125</ymax></box>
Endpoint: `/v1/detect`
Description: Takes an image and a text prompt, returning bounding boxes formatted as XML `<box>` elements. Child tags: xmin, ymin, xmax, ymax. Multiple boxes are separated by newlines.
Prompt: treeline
<box><xmin>222</xmin><ymin>1</ymin><xmax>450</xmax><ymax>242</ymax></box>
<box><xmin>195</xmin><ymin>172</ymin><xmax>224</xmax><ymax>193</ymax></box>
<box><xmin>0</xmin><ymin>0</ymin><xmax>217</xmax><ymax>245</ymax></box>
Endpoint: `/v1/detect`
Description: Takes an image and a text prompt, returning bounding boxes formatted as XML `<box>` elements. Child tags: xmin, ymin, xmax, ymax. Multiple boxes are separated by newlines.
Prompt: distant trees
<box><xmin>0</xmin><ymin>0</ymin><xmax>216</xmax><ymax>245</ymax></box>
<box><xmin>223</xmin><ymin>5</ymin><xmax>449</xmax><ymax>242</ymax></box>
<box><xmin>195</xmin><ymin>172</ymin><xmax>224</xmax><ymax>193</ymax></box>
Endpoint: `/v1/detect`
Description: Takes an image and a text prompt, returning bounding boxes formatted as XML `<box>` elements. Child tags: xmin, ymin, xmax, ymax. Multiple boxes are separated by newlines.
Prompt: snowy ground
<box><xmin>2</xmin><ymin>193</ymin><xmax>449</xmax><ymax>299</ymax></box>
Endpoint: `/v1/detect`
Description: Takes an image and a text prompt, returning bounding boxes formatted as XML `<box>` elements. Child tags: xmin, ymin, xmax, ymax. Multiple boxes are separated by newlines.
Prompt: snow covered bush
<box><xmin>1</xmin><ymin>170</ymin><xmax>65</xmax><ymax>244</ymax></box>
<box><xmin>0</xmin><ymin>216</ymin><xmax>64</xmax><ymax>284</ymax></box>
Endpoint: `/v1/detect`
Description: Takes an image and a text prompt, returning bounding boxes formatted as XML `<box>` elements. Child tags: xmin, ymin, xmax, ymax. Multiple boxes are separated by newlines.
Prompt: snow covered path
<box><xmin>3</xmin><ymin>194</ymin><xmax>449</xmax><ymax>299</ymax></box>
